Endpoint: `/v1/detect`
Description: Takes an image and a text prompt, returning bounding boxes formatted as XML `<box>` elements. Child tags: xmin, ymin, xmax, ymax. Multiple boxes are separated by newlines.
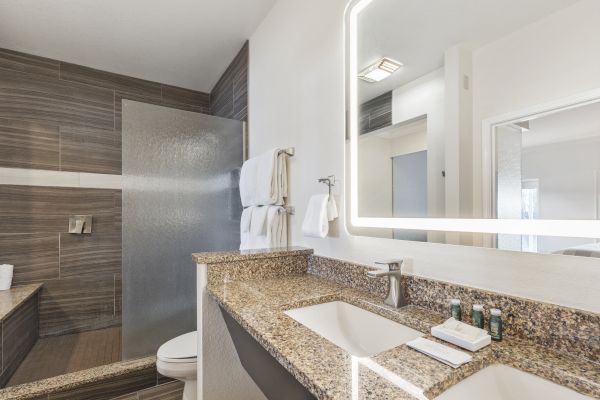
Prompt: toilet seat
<box><xmin>157</xmin><ymin>331</ymin><xmax>197</xmax><ymax>363</ymax></box>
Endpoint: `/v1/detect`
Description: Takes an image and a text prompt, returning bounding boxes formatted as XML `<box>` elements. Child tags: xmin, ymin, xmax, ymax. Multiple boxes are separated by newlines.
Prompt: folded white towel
<box><xmin>406</xmin><ymin>337</ymin><xmax>472</xmax><ymax>368</ymax></box>
<box><xmin>240</xmin><ymin>206</ymin><xmax>287</xmax><ymax>250</ymax></box>
<box><xmin>302</xmin><ymin>194</ymin><xmax>329</xmax><ymax>238</ymax></box>
<box><xmin>240</xmin><ymin>206</ymin><xmax>254</xmax><ymax>233</ymax></box>
<box><xmin>240</xmin><ymin>157</ymin><xmax>259</xmax><ymax>207</ymax></box>
<box><xmin>266</xmin><ymin>206</ymin><xmax>287</xmax><ymax>248</ymax></box>
<box><xmin>327</xmin><ymin>195</ymin><xmax>338</xmax><ymax>221</ymax></box>
<box><xmin>250</xmin><ymin>206</ymin><xmax>269</xmax><ymax>236</ymax></box>
<box><xmin>239</xmin><ymin>149</ymin><xmax>288</xmax><ymax>207</ymax></box>
<box><xmin>240</xmin><ymin>207</ymin><xmax>254</xmax><ymax>250</ymax></box>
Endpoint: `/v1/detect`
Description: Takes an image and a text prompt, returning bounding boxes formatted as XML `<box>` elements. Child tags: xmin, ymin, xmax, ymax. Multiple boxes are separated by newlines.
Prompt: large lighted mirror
<box><xmin>346</xmin><ymin>0</ymin><xmax>600</xmax><ymax>256</ymax></box>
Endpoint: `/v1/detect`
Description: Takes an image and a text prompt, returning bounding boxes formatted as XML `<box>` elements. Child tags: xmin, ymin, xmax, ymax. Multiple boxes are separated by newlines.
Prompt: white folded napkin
<box><xmin>436</xmin><ymin>318</ymin><xmax>488</xmax><ymax>342</ymax></box>
<box><xmin>406</xmin><ymin>337</ymin><xmax>472</xmax><ymax>368</ymax></box>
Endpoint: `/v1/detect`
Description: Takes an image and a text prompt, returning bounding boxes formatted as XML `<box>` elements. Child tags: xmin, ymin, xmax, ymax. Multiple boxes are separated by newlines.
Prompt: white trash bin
<box><xmin>0</xmin><ymin>264</ymin><xmax>14</xmax><ymax>291</ymax></box>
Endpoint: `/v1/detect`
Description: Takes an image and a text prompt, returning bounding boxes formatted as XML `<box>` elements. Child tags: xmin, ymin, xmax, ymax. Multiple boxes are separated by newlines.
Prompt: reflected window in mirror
<box><xmin>494</xmin><ymin>101</ymin><xmax>600</xmax><ymax>256</ymax></box>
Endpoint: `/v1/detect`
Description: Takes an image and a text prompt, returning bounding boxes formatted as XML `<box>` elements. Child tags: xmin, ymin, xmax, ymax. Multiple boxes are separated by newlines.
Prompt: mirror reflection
<box><xmin>351</xmin><ymin>0</ymin><xmax>600</xmax><ymax>256</ymax></box>
<box><xmin>494</xmin><ymin>101</ymin><xmax>600</xmax><ymax>256</ymax></box>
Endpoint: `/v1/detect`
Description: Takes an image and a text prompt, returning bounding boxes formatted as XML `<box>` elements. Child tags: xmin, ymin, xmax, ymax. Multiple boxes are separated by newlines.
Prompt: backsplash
<box><xmin>308</xmin><ymin>255</ymin><xmax>600</xmax><ymax>362</ymax></box>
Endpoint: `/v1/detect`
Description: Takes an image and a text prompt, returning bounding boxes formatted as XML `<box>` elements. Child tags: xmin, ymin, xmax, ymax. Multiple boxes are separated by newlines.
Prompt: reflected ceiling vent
<box><xmin>358</xmin><ymin>57</ymin><xmax>403</xmax><ymax>83</ymax></box>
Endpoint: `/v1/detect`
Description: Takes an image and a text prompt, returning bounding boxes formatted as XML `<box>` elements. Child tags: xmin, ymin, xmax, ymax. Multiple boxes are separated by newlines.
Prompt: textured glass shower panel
<box><xmin>122</xmin><ymin>101</ymin><xmax>243</xmax><ymax>359</ymax></box>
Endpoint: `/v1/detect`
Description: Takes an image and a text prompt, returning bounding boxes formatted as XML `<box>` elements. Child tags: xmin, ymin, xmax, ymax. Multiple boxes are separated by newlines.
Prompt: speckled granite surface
<box><xmin>0</xmin><ymin>357</ymin><xmax>156</xmax><ymax>400</ymax></box>
<box><xmin>207</xmin><ymin>251</ymin><xmax>600</xmax><ymax>400</ymax></box>
<box><xmin>192</xmin><ymin>246</ymin><xmax>313</xmax><ymax>264</ymax></box>
<box><xmin>0</xmin><ymin>284</ymin><xmax>43</xmax><ymax>321</ymax></box>
<box><xmin>309</xmin><ymin>255</ymin><xmax>600</xmax><ymax>362</ymax></box>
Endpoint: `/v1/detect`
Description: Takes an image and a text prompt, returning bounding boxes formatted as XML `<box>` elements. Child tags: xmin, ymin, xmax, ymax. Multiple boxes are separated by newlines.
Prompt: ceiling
<box><xmin>0</xmin><ymin>0</ymin><xmax>276</xmax><ymax>92</ymax></box>
<box><xmin>357</xmin><ymin>0</ymin><xmax>581</xmax><ymax>103</ymax></box>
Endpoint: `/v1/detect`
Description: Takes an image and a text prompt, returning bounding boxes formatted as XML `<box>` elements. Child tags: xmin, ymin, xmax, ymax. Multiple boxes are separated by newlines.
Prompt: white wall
<box><xmin>392</xmin><ymin>69</ymin><xmax>446</xmax><ymax>219</ymax></box>
<box><xmin>357</xmin><ymin>135</ymin><xmax>393</xmax><ymax>220</ymax></box>
<box><xmin>522</xmin><ymin>138</ymin><xmax>600</xmax><ymax>253</ymax></box>
<box><xmin>248</xmin><ymin>0</ymin><xmax>600</xmax><ymax>312</ymax></box>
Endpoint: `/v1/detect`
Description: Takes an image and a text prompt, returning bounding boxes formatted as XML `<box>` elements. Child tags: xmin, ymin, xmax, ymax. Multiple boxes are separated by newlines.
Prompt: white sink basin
<box><xmin>435</xmin><ymin>364</ymin><xmax>594</xmax><ymax>400</ymax></box>
<box><xmin>284</xmin><ymin>301</ymin><xmax>423</xmax><ymax>357</ymax></box>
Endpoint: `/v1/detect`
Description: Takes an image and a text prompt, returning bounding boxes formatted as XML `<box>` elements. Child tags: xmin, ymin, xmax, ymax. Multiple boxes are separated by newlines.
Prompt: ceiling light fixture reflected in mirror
<box><xmin>358</xmin><ymin>57</ymin><xmax>403</xmax><ymax>82</ymax></box>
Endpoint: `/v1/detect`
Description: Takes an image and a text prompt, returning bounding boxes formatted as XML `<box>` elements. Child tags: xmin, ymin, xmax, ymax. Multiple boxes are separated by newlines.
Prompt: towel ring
<box><xmin>318</xmin><ymin>175</ymin><xmax>335</xmax><ymax>196</ymax></box>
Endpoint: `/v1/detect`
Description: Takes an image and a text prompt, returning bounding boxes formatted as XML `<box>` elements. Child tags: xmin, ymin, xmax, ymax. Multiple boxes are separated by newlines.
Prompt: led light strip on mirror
<box><xmin>345</xmin><ymin>0</ymin><xmax>600</xmax><ymax>239</ymax></box>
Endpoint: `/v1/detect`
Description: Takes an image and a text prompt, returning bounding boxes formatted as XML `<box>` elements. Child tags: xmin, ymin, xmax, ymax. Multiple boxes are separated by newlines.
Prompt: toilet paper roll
<box><xmin>0</xmin><ymin>264</ymin><xmax>14</xmax><ymax>291</ymax></box>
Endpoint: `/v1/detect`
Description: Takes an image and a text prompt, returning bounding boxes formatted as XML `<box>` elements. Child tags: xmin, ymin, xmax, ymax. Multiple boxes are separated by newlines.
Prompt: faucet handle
<box><xmin>374</xmin><ymin>260</ymin><xmax>404</xmax><ymax>271</ymax></box>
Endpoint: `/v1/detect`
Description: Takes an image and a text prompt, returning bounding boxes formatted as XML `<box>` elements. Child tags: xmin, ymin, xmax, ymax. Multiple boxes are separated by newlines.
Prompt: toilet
<box><xmin>156</xmin><ymin>331</ymin><xmax>198</xmax><ymax>400</ymax></box>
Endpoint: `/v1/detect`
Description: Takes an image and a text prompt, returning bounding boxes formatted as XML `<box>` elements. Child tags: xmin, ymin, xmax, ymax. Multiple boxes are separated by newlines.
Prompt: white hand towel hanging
<box><xmin>327</xmin><ymin>195</ymin><xmax>338</xmax><ymax>221</ymax></box>
<box><xmin>302</xmin><ymin>194</ymin><xmax>330</xmax><ymax>238</ymax></box>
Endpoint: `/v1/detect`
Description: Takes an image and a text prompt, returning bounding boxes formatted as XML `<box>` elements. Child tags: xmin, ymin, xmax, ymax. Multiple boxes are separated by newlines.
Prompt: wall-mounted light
<box><xmin>358</xmin><ymin>57</ymin><xmax>403</xmax><ymax>82</ymax></box>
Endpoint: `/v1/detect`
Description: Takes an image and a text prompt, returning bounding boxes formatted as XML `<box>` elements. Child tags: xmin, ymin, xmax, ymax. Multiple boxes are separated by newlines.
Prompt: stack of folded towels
<box><xmin>239</xmin><ymin>149</ymin><xmax>288</xmax><ymax>250</ymax></box>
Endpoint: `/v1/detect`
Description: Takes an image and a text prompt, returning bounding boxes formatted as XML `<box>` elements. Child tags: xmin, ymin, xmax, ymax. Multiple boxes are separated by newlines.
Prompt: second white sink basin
<box><xmin>435</xmin><ymin>364</ymin><xmax>594</xmax><ymax>400</ymax></box>
<box><xmin>284</xmin><ymin>301</ymin><xmax>423</xmax><ymax>357</ymax></box>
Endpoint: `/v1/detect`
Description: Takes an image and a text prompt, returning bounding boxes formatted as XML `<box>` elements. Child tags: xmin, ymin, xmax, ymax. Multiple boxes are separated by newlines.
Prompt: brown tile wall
<box><xmin>0</xmin><ymin>47</ymin><xmax>211</xmax><ymax>175</ymax></box>
<box><xmin>0</xmin><ymin>46</ymin><xmax>248</xmax><ymax>339</ymax></box>
<box><xmin>210</xmin><ymin>41</ymin><xmax>249</xmax><ymax>121</ymax></box>
<box><xmin>0</xmin><ymin>185</ymin><xmax>121</xmax><ymax>336</ymax></box>
<box><xmin>0</xmin><ymin>47</ymin><xmax>216</xmax><ymax>338</ymax></box>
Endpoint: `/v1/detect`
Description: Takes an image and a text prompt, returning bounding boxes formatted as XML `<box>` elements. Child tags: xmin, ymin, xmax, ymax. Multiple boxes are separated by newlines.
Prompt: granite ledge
<box><xmin>0</xmin><ymin>356</ymin><xmax>156</xmax><ymax>400</ymax></box>
<box><xmin>192</xmin><ymin>246</ymin><xmax>313</xmax><ymax>264</ymax></box>
<box><xmin>208</xmin><ymin>274</ymin><xmax>600</xmax><ymax>400</ymax></box>
<box><xmin>0</xmin><ymin>283</ymin><xmax>43</xmax><ymax>321</ymax></box>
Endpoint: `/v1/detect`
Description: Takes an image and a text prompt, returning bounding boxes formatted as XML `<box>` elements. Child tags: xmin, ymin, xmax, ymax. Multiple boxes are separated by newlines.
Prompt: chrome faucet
<box><xmin>366</xmin><ymin>260</ymin><xmax>406</xmax><ymax>308</ymax></box>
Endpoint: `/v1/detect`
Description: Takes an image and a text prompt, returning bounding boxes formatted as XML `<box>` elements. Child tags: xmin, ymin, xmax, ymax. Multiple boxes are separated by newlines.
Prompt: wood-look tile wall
<box><xmin>0</xmin><ymin>185</ymin><xmax>122</xmax><ymax>336</ymax></box>
<box><xmin>0</xmin><ymin>47</ymin><xmax>207</xmax><ymax>337</ymax></box>
<box><xmin>19</xmin><ymin>369</ymin><xmax>183</xmax><ymax>400</ymax></box>
<box><xmin>359</xmin><ymin>91</ymin><xmax>392</xmax><ymax>134</ymax></box>
<box><xmin>0</xmin><ymin>48</ymin><xmax>211</xmax><ymax>175</ymax></box>
<box><xmin>0</xmin><ymin>295</ymin><xmax>39</xmax><ymax>387</ymax></box>
<box><xmin>210</xmin><ymin>41</ymin><xmax>249</xmax><ymax>121</ymax></box>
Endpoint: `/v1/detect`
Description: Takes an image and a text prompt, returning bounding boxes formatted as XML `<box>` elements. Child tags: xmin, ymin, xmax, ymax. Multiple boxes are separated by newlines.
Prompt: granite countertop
<box><xmin>0</xmin><ymin>283</ymin><xmax>43</xmax><ymax>321</ymax></box>
<box><xmin>192</xmin><ymin>246</ymin><xmax>313</xmax><ymax>264</ymax></box>
<box><xmin>208</xmin><ymin>274</ymin><xmax>600</xmax><ymax>400</ymax></box>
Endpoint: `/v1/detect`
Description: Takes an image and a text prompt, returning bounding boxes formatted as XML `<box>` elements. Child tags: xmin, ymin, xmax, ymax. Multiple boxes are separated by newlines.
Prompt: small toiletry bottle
<box><xmin>489</xmin><ymin>308</ymin><xmax>503</xmax><ymax>341</ymax></box>
<box><xmin>450</xmin><ymin>299</ymin><xmax>461</xmax><ymax>320</ymax></box>
<box><xmin>472</xmin><ymin>304</ymin><xmax>484</xmax><ymax>329</ymax></box>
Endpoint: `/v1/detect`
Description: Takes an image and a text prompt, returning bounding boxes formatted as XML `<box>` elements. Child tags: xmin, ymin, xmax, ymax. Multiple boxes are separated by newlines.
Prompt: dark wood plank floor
<box><xmin>7</xmin><ymin>327</ymin><xmax>122</xmax><ymax>387</ymax></box>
